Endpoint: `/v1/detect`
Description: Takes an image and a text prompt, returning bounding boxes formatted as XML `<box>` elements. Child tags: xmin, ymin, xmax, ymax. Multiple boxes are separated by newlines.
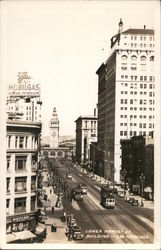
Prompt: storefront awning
<box><xmin>7</xmin><ymin>230</ymin><xmax>36</xmax><ymax>243</ymax></box>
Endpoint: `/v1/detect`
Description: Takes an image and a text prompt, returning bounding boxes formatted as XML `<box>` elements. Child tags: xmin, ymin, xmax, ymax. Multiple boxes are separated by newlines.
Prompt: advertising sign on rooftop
<box><xmin>8</xmin><ymin>72</ymin><xmax>41</xmax><ymax>97</ymax></box>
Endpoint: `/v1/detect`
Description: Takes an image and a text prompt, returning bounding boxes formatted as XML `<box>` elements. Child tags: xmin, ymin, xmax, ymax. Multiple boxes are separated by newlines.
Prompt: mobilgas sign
<box><xmin>8</xmin><ymin>80</ymin><xmax>40</xmax><ymax>97</ymax></box>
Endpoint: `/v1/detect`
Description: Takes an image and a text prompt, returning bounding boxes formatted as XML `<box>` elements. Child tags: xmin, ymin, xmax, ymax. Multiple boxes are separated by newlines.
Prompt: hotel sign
<box><xmin>8</xmin><ymin>72</ymin><xmax>41</xmax><ymax>97</ymax></box>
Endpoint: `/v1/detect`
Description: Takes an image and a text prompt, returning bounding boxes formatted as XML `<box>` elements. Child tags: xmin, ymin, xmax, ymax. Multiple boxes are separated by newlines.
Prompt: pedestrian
<box><xmin>52</xmin><ymin>205</ymin><xmax>54</xmax><ymax>214</ymax></box>
<box><xmin>141</xmin><ymin>198</ymin><xmax>144</xmax><ymax>207</ymax></box>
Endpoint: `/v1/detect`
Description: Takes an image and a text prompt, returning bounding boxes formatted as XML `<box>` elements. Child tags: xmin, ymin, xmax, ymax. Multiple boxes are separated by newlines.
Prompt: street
<box><xmin>47</xmin><ymin>160</ymin><xmax>154</xmax><ymax>244</ymax></box>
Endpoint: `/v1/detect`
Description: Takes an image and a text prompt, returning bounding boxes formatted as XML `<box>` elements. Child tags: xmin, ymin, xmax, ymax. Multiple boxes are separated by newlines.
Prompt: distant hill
<box><xmin>59</xmin><ymin>135</ymin><xmax>75</xmax><ymax>143</ymax></box>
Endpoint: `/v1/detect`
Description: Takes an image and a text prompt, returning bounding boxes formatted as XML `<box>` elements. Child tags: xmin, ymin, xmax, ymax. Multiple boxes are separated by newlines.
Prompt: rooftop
<box><xmin>122</xmin><ymin>28</ymin><xmax>154</xmax><ymax>35</ymax></box>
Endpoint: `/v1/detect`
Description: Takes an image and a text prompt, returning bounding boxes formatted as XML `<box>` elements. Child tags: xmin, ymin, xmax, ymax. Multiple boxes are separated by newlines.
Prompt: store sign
<box><xmin>12</xmin><ymin>215</ymin><xmax>34</xmax><ymax>222</ymax></box>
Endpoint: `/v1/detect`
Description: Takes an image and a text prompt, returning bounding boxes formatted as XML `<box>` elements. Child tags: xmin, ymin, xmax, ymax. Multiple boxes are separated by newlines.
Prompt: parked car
<box><xmin>128</xmin><ymin>197</ymin><xmax>135</xmax><ymax>204</ymax></box>
<box><xmin>117</xmin><ymin>191</ymin><xmax>124</xmax><ymax>198</ymax></box>
<box><xmin>71</xmin><ymin>225</ymin><xmax>81</xmax><ymax>233</ymax></box>
<box><xmin>72</xmin><ymin>232</ymin><xmax>84</xmax><ymax>240</ymax></box>
<box><xmin>132</xmin><ymin>199</ymin><xmax>139</xmax><ymax>206</ymax></box>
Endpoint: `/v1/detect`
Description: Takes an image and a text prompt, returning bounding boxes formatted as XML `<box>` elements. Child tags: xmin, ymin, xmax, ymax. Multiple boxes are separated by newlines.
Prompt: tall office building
<box><xmin>75</xmin><ymin>111</ymin><xmax>98</xmax><ymax>164</ymax></box>
<box><xmin>96</xmin><ymin>19</ymin><xmax>155</xmax><ymax>183</ymax></box>
<box><xmin>49</xmin><ymin>107</ymin><xmax>59</xmax><ymax>148</ymax></box>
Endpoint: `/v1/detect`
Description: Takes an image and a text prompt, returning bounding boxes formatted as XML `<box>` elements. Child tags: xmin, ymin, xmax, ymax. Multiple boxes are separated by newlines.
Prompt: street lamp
<box><xmin>140</xmin><ymin>173</ymin><xmax>145</xmax><ymax>197</ymax></box>
<box><xmin>122</xmin><ymin>169</ymin><xmax>127</xmax><ymax>196</ymax></box>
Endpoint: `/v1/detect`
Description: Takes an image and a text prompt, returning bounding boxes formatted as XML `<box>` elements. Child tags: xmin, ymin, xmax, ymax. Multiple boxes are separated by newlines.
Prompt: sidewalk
<box><xmin>42</xmin><ymin>186</ymin><xmax>74</xmax><ymax>243</ymax></box>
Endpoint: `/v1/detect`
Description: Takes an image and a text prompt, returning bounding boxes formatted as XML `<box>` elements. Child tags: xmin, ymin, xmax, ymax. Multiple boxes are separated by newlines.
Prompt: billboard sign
<box><xmin>8</xmin><ymin>72</ymin><xmax>41</xmax><ymax>97</ymax></box>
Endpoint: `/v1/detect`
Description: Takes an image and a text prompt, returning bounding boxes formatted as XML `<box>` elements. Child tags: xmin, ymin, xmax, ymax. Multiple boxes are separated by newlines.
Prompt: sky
<box><xmin>1</xmin><ymin>0</ymin><xmax>158</xmax><ymax>136</ymax></box>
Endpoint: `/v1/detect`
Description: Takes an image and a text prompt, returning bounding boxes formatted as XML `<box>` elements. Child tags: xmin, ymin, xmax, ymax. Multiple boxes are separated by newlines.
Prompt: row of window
<box><xmin>120</xmin><ymin>115</ymin><xmax>154</xmax><ymax>119</ymax></box>
<box><xmin>120</xmin><ymin>131</ymin><xmax>153</xmax><ymax>136</ymax></box>
<box><xmin>120</xmin><ymin>123</ymin><xmax>154</xmax><ymax>128</ymax></box>
<box><xmin>120</xmin><ymin>99</ymin><xmax>155</xmax><ymax>104</ymax></box>
<box><xmin>7</xmin><ymin>176</ymin><xmax>36</xmax><ymax>193</ymax></box>
<box><xmin>6</xmin><ymin>196</ymin><xmax>36</xmax><ymax>214</ymax></box>
<box><xmin>121</xmin><ymin>83</ymin><xmax>155</xmax><ymax>89</ymax></box>
<box><xmin>121</xmin><ymin>91</ymin><xmax>154</xmax><ymax>96</ymax></box>
<box><xmin>121</xmin><ymin>75</ymin><xmax>155</xmax><ymax>81</ymax></box>
<box><xmin>123</xmin><ymin>43</ymin><xmax>155</xmax><ymax>48</ymax></box>
<box><xmin>121</xmin><ymin>55</ymin><xmax>154</xmax><ymax>61</ymax></box>
<box><xmin>26</xmin><ymin>106</ymin><xmax>38</xmax><ymax>110</ymax></box>
<box><xmin>7</xmin><ymin>136</ymin><xmax>37</xmax><ymax>149</ymax></box>
<box><xmin>7</xmin><ymin>155</ymin><xmax>37</xmax><ymax>171</ymax></box>
<box><xmin>124</xmin><ymin>36</ymin><xmax>154</xmax><ymax>41</ymax></box>
<box><xmin>84</xmin><ymin>121</ymin><xmax>97</xmax><ymax>128</ymax></box>
<box><xmin>120</xmin><ymin>107</ymin><xmax>155</xmax><ymax>111</ymax></box>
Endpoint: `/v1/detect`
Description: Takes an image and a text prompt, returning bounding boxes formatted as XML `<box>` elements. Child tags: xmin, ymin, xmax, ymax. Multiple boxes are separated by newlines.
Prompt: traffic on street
<box><xmin>40</xmin><ymin>158</ymin><xmax>154</xmax><ymax>244</ymax></box>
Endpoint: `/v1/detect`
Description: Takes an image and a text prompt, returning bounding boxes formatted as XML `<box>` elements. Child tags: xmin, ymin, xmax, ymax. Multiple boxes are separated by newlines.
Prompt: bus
<box><xmin>100</xmin><ymin>185</ymin><xmax>115</xmax><ymax>209</ymax></box>
<box><xmin>72</xmin><ymin>187</ymin><xmax>83</xmax><ymax>201</ymax></box>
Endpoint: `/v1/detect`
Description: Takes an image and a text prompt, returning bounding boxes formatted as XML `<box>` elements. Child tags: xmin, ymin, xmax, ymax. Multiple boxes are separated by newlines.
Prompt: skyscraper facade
<box><xmin>96</xmin><ymin>20</ymin><xmax>155</xmax><ymax>183</ymax></box>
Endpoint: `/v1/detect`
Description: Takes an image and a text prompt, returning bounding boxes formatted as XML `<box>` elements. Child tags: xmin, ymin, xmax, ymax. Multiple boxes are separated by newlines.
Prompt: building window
<box><xmin>121</xmin><ymin>55</ymin><xmax>127</xmax><ymax>61</ymax></box>
<box><xmin>150</xmin><ymin>56</ymin><xmax>154</xmax><ymax>61</ymax></box>
<box><xmin>31</xmin><ymin>196</ymin><xmax>36</xmax><ymax>211</ymax></box>
<box><xmin>6</xmin><ymin>199</ymin><xmax>10</xmax><ymax>214</ymax></box>
<box><xmin>31</xmin><ymin>176</ymin><xmax>36</xmax><ymax>190</ymax></box>
<box><xmin>120</xmin><ymin>131</ymin><xmax>123</xmax><ymax>136</ymax></box>
<box><xmin>7</xmin><ymin>178</ymin><xmax>10</xmax><ymax>193</ymax></box>
<box><xmin>7</xmin><ymin>156</ymin><xmax>10</xmax><ymax>170</ymax></box>
<box><xmin>131</xmin><ymin>55</ymin><xmax>137</xmax><ymax>61</ymax></box>
<box><xmin>85</xmin><ymin>121</ymin><xmax>88</xmax><ymax>128</ymax></box>
<box><xmin>19</xmin><ymin>137</ymin><xmax>24</xmax><ymax>148</ymax></box>
<box><xmin>124</xmin><ymin>131</ymin><xmax>127</xmax><ymax>136</ymax></box>
<box><xmin>8</xmin><ymin>136</ymin><xmax>11</xmax><ymax>148</ymax></box>
<box><xmin>140</xmin><ymin>56</ymin><xmax>146</xmax><ymax>61</ymax></box>
<box><xmin>15</xmin><ymin>136</ymin><xmax>18</xmax><ymax>148</ymax></box>
<box><xmin>15</xmin><ymin>177</ymin><xmax>27</xmax><ymax>192</ymax></box>
<box><xmin>15</xmin><ymin>156</ymin><xmax>27</xmax><ymax>171</ymax></box>
<box><xmin>14</xmin><ymin>198</ymin><xmax>26</xmax><ymax>214</ymax></box>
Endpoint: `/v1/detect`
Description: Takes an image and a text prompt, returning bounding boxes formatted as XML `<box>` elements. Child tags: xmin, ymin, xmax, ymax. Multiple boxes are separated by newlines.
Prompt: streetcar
<box><xmin>100</xmin><ymin>185</ymin><xmax>115</xmax><ymax>209</ymax></box>
<box><xmin>72</xmin><ymin>187</ymin><xmax>83</xmax><ymax>201</ymax></box>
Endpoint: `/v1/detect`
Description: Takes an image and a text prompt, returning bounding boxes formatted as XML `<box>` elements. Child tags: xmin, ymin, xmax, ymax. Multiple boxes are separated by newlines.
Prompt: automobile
<box><xmin>67</xmin><ymin>218</ymin><xmax>77</xmax><ymax>227</ymax></box>
<box><xmin>72</xmin><ymin>232</ymin><xmax>84</xmax><ymax>240</ymax></box>
<box><xmin>78</xmin><ymin>183</ymin><xmax>88</xmax><ymax>194</ymax></box>
<box><xmin>132</xmin><ymin>199</ymin><xmax>139</xmax><ymax>206</ymax></box>
<box><xmin>128</xmin><ymin>197</ymin><xmax>135</xmax><ymax>204</ymax></box>
<box><xmin>117</xmin><ymin>191</ymin><xmax>124</xmax><ymax>198</ymax></box>
<box><xmin>91</xmin><ymin>175</ymin><xmax>95</xmax><ymax>181</ymax></box>
<box><xmin>71</xmin><ymin>225</ymin><xmax>81</xmax><ymax>233</ymax></box>
<box><xmin>66</xmin><ymin>172</ymin><xmax>72</xmax><ymax>179</ymax></box>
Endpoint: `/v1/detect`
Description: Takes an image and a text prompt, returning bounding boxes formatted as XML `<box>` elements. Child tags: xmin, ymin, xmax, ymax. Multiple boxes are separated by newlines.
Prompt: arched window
<box><xmin>121</xmin><ymin>55</ymin><xmax>127</xmax><ymax>61</ymax></box>
<box><xmin>150</xmin><ymin>56</ymin><xmax>154</xmax><ymax>62</ymax></box>
<box><xmin>140</xmin><ymin>56</ymin><xmax>146</xmax><ymax>61</ymax></box>
<box><xmin>131</xmin><ymin>55</ymin><xmax>137</xmax><ymax>61</ymax></box>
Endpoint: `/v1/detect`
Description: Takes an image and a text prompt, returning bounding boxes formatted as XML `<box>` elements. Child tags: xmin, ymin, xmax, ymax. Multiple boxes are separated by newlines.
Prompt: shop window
<box><xmin>15</xmin><ymin>156</ymin><xmax>27</xmax><ymax>171</ymax></box>
<box><xmin>14</xmin><ymin>198</ymin><xmax>26</xmax><ymax>214</ymax></box>
<box><xmin>15</xmin><ymin>177</ymin><xmax>27</xmax><ymax>192</ymax></box>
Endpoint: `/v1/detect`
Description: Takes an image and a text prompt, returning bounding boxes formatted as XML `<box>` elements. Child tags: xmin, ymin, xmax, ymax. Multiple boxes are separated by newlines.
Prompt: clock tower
<box><xmin>49</xmin><ymin>107</ymin><xmax>59</xmax><ymax>148</ymax></box>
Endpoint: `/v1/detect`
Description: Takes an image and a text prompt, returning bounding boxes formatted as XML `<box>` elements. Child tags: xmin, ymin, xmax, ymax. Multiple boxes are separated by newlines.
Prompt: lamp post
<box><xmin>99</xmin><ymin>162</ymin><xmax>103</xmax><ymax>182</ymax></box>
<box><xmin>140</xmin><ymin>173</ymin><xmax>145</xmax><ymax>197</ymax></box>
<box><xmin>122</xmin><ymin>169</ymin><xmax>127</xmax><ymax>196</ymax></box>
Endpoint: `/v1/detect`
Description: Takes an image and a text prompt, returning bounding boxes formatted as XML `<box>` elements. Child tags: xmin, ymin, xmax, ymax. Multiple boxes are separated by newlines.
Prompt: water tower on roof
<box><xmin>49</xmin><ymin>107</ymin><xmax>59</xmax><ymax>148</ymax></box>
